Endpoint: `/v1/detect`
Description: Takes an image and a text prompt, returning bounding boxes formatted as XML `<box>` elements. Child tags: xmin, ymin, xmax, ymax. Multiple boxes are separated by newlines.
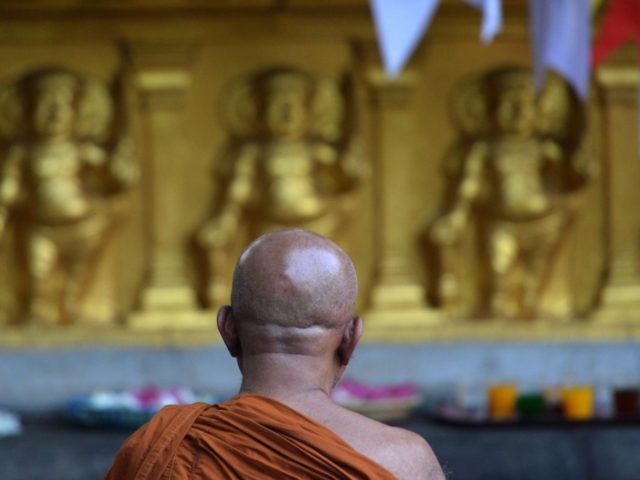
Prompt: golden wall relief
<box><xmin>193</xmin><ymin>67</ymin><xmax>365</xmax><ymax>308</ymax></box>
<box><xmin>423</xmin><ymin>67</ymin><xmax>593</xmax><ymax>321</ymax></box>
<box><xmin>0</xmin><ymin>0</ymin><xmax>633</xmax><ymax>343</ymax></box>
<box><xmin>0</xmin><ymin>9</ymin><xmax>630</xmax><ymax>346</ymax></box>
<box><xmin>0</xmin><ymin>67</ymin><xmax>136</xmax><ymax>326</ymax></box>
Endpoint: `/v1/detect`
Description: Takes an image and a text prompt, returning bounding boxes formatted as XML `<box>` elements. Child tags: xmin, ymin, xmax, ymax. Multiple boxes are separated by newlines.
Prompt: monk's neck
<box><xmin>239</xmin><ymin>352</ymin><xmax>339</xmax><ymax>401</ymax></box>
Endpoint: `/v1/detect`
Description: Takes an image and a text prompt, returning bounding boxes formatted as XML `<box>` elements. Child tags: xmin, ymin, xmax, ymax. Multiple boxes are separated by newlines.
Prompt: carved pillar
<box><xmin>126</xmin><ymin>42</ymin><xmax>207</xmax><ymax>328</ymax></box>
<box><xmin>355</xmin><ymin>42</ymin><xmax>439</xmax><ymax>330</ymax></box>
<box><xmin>367</xmin><ymin>73</ymin><xmax>426</xmax><ymax>308</ymax></box>
<box><xmin>595</xmin><ymin>66</ymin><xmax>640</xmax><ymax>322</ymax></box>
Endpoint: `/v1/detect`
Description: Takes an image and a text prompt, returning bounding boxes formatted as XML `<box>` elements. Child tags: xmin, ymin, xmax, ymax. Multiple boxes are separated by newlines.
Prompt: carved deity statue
<box><xmin>0</xmin><ymin>67</ymin><xmax>136</xmax><ymax>325</ymax></box>
<box><xmin>195</xmin><ymin>67</ymin><xmax>364</xmax><ymax>307</ymax></box>
<box><xmin>424</xmin><ymin>67</ymin><xmax>590</xmax><ymax>320</ymax></box>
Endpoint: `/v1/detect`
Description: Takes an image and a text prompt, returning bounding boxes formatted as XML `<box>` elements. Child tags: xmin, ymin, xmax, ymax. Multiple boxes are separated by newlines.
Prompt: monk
<box><xmin>105</xmin><ymin>229</ymin><xmax>445</xmax><ymax>479</ymax></box>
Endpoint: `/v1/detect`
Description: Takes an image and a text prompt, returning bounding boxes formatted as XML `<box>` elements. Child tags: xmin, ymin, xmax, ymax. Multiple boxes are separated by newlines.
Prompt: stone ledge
<box><xmin>2</xmin><ymin>316</ymin><xmax>640</xmax><ymax>348</ymax></box>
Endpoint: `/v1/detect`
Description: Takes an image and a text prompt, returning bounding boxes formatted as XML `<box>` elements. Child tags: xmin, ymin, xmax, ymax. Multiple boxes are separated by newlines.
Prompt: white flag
<box><xmin>370</xmin><ymin>0</ymin><xmax>441</xmax><ymax>76</ymax></box>
<box><xmin>465</xmin><ymin>0</ymin><xmax>503</xmax><ymax>43</ymax></box>
<box><xmin>529</xmin><ymin>0</ymin><xmax>591</xmax><ymax>99</ymax></box>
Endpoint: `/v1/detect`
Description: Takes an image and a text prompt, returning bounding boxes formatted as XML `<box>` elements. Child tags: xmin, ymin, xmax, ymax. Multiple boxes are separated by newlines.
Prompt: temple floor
<box><xmin>1</xmin><ymin>413</ymin><xmax>640</xmax><ymax>480</ymax></box>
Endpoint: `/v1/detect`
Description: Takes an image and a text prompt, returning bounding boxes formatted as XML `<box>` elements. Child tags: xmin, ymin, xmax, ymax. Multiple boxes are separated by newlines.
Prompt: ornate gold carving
<box><xmin>194</xmin><ymin>67</ymin><xmax>365</xmax><ymax>308</ymax></box>
<box><xmin>591</xmin><ymin>66</ymin><xmax>640</xmax><ymax>321</ymax></box>
<box><xmin>363</xmin><ymin>69</ymin><xmax>435</xmax><ymax>321</ymax></box>
<box><xmin>424</xmin><ymin>67</ymin><xmax>591</xmax><ymax>320</ymax></box>
<box><xmin>0</xmin><ymin>67</ymin><xmax>136</xmax><ymax>326</ymax></box>
<box><xmin>0</xmin><ymin>0</ymin><xmax>629</xmax><ymax>347</ymax></box>
<box><xmin>124</xmin><ymin>40</ymin><xmax>205</xmax><ymax>329</ymax></box>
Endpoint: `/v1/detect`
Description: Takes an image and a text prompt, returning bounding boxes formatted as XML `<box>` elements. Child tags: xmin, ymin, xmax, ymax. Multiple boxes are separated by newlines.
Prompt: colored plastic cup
<box><xmin>516</xmin><ymin>394</ymin><xmax>545</xmax><ymax>417</ymax></box>
<box><xmin>488</xmin><ymin>384</ymin><xmax>518</xmax><ymax>420</ymax></box>
<box><xmin>563</xmin><ymin>386</ymin><xmax>594</xmax><ymax>421</ymax></box>
<box><xmin>614</xmin><ymin>388</ymin><xmax>640</xmax><ymax>417</ymax></box>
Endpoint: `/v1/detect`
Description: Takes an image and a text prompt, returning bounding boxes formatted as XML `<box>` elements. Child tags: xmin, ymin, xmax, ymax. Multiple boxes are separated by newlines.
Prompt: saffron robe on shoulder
<box><xmin>104</xmin><ymin>394</ymin><xmax>396</xmax><ymax>479</ymax></box>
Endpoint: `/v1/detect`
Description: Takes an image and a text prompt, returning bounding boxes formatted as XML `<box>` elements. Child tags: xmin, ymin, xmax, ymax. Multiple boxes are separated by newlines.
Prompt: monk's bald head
<box><xmin>231</xmin><ymin>229</ymin><xmax>358</xmax><ymax>335</ymax></box>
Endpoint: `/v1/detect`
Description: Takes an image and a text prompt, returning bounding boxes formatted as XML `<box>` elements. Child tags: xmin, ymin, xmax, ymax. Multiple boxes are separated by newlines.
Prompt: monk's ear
<box><xmin>217</xmin><ymin>306</ymin><xmax>241</xmax><ymax>358</ymax></box>
<box><xmin>337</xmin><ymin>316</ymin><xmax>363</xmax><ymax>367</ymax></box>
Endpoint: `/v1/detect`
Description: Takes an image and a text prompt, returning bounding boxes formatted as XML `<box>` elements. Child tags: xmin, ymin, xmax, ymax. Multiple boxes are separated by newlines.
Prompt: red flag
<box><xmin>593</xmin><ymin>0</ymin><xmax>640</xmax><ymax>67</ymax></box>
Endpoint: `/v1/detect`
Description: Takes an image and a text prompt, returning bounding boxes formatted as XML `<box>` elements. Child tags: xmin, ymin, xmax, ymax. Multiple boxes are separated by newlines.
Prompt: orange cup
<box><xmin>563</xmin><ymin>386</ymin><xmax>594</xmax><ymax>421</ymax></box>
<box><xmin>488</xmin><ymin>384</ymin><xmax>518</xmax><ymax>420</ymax></box>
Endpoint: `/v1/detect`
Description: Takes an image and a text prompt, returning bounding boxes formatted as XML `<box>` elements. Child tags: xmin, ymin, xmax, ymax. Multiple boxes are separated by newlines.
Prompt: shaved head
<box><xmin>230</xmin><ymin>229</ymin><xmax>358</xmax><ymax>355</ymax></box>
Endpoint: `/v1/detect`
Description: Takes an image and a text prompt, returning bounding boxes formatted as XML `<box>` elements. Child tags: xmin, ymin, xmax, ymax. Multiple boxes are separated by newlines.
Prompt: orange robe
<box><xmin>104</xmin><ymin>394</ymin><xmax>396</xmax><ymax>479</ymax></box>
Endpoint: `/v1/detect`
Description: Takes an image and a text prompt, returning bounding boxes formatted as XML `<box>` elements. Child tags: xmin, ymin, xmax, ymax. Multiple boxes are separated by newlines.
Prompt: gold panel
<box><xmin>423</xmin><ymin>67</ymin><xmax>592</xmax><ymax>321</ymax></box>
<box><xmin>0</xmin><ymin>66</ymin><xmax>136</xmax><ymax>326</ymax></box>
<box><xmin>0</xmin><ymin>0</ymin><xmax>638</xmax><ymax>346</ymax></box>
<box><xmin>192</xmin><ymin>66</ymin><xmax>365</xmax><ymax>309</ymax></box>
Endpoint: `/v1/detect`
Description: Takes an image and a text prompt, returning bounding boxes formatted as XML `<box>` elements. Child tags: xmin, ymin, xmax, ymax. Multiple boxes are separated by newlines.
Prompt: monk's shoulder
<box><xmin>104</xmin><ymin>404</ymin><xmax>196</xmax><ymax>479</ymax></box>
<box><xmin>329</xmin><ymin>407</ymin><xmax>445</xmax><ymax>480</ymax></box>
<box><xmin>377</xmin><ymin>425</ymin><xmax>445</xmax><ymax>480</ymax></box>
<box><xmin>104</xmin><ymin>420</ymin><xmax>154</xmax><ymax>478</ymax></box>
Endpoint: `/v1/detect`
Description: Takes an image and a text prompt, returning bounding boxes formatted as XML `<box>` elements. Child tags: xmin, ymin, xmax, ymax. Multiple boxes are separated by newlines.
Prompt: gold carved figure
<box><xmin>0</xmin><ymin>67</ymin><xmax>136</xmax><ymax>325</ymax></box>
<box><xmin>425</xmin><ymin>68</ymin><xmax>590</xmax><ymax>320</ymax></box>
<box><xmin>195</xmin><ymin>67</ymin><xmax>364</xmax><ymax>307</ymax></box>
